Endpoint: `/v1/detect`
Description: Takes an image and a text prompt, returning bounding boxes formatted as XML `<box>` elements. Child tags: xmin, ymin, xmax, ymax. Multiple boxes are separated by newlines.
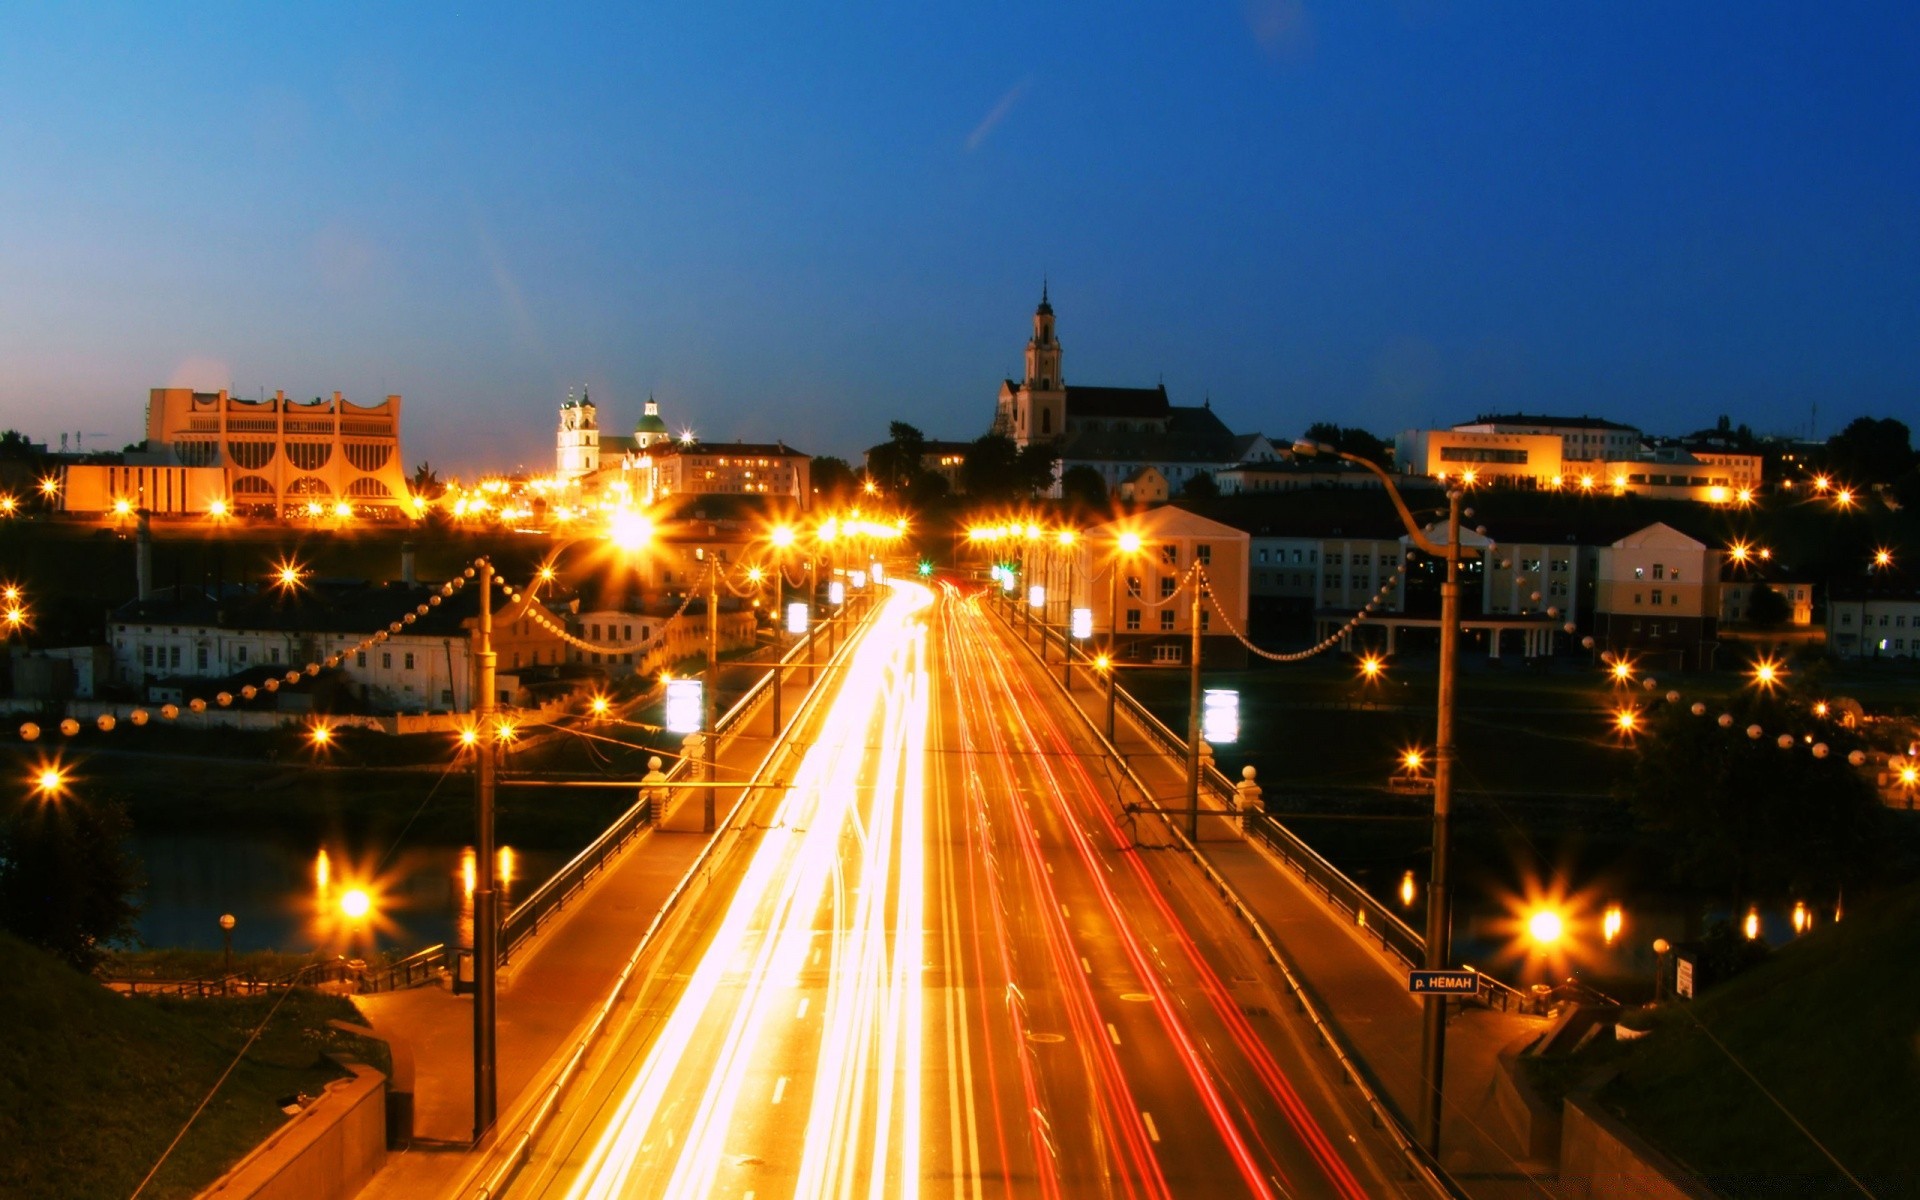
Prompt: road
<box><xmin>506</xmin><ymin>579</ymin><xmax>1415</xmax><ymax>1199</ymax></box>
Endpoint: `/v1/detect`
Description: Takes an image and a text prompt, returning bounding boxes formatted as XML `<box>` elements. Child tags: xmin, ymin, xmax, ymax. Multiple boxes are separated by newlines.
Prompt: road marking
<box><xmin>1045</xmin><ymin>862</ymin><xmax>1054</xmax><ymax>873</ymax></box>
<box><xmin>1060</xmin><ymin>903</ymin><xmax>1070</xmax><ymax>918</ymax></box>
<box><xmin>1142</xmin><ymin>1112</ymin><xmax>1161</xmax><ymax>1143</ymax></box>
<box><xmin>1107</xmin><ymin>1023</ymin><xmax>1121</xmax><ymax>1046</ymax></box>
<box><xmin>795</xmin><ymin>997</ymin><xmax>809</xmax><ymax>1020</ymax></box>
<box><xmin>772</xmin><ymin>1076</ymin><xmax>788</xmax><ymax>1105</ymax></box>
<box><xmin>1080</xmin><ymin>957</ymin><xmax>1091</xmax><ymax>974</ymax></box>
<box><xmin>812</xmin><ymin>948</ymin><xmax>821</xmax><ymax>966</ymax></box>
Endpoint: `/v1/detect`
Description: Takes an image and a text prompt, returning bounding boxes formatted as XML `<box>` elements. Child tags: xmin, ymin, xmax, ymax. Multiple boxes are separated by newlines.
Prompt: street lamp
<box><xmin>1295</xmin><ymin>437</ymin><xmax>1466</xmax><ymax>1159</ymax></box>
<box><xmin>219</xmin><ymin>913</ymin><xmax>236</xmax><ymax>977</ymax></box>
<box><xmin>1106</xmin><ymin>531</ymin><xmax>1143</xmax><ymax>741</ymax></box>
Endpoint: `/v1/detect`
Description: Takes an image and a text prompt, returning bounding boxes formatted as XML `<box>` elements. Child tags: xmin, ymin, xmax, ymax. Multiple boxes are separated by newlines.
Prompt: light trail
<box><xmin>944</xmin><ymin>591</ymin><xmax>1372</xmax><ymax>1199</ymax></box>
<box><xmin>560</xmin><ymin>581</ymin><xmax>932</xmax><ymax>1200</ymax></box>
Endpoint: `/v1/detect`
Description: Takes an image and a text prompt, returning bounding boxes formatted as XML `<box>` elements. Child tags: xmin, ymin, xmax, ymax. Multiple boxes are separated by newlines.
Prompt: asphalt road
<box><xmin>502</xmin><ymin>580</ymin><xmax>1417</xmax><ymax>1199</ymax></box>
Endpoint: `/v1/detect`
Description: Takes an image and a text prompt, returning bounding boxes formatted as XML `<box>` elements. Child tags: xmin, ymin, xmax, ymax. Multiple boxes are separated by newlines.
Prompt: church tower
<box><xmin>556</xmin><ymin>386</ymin><xmax>600</xmax><ymax>481</ymax></box>
<box><xmin>633</xmin><ymin>394</ymin><xmax>670</xmax><ymax>451</ymax></box>
<box><xmin>994</xmin><ymin>284</ymin><xmax>1067</xmax><ymax>448</ymax></box>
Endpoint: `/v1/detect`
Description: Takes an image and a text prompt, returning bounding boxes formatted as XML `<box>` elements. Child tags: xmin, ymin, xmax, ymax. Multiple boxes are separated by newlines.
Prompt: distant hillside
<box><xmin>0</xmin><ymin>929</ymin><xmax>381</xmax><ymax>1200</ymax></box>
<box><xmin>1598</xmin><ymin>882</ymin><xmax>1920</xmax><ymax>1195</ymax></box>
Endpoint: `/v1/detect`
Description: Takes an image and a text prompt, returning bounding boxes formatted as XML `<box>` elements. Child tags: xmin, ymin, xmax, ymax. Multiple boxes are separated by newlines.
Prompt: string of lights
<box><xmin>1198</xmin><ymin>561</ymin><xmax>1409</xmax><ymax>664</ymax></box>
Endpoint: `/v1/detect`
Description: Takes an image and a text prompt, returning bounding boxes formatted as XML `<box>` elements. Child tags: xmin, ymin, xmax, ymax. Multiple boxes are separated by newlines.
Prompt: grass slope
<box><xmin>0</xmin><ymin>929</ymin><xmax>386</xmax><ymax>1200</ymax></box>
<box><xmin>1598</xmin><ymin>882</ymin><xmax>1920</xmax><ymax>1194</ymax></box>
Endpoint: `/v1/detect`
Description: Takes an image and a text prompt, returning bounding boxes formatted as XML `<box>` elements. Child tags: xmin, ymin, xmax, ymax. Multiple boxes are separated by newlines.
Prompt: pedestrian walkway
<box><xmin>1020</xmin><ymin>620</ymin><xmax>1556</xmax><ymax>1199</ymax></box>
<box><xmin>350</xmin><ymin>638</ymin><xmax>834</xmax><ymax>1199</ymax></box>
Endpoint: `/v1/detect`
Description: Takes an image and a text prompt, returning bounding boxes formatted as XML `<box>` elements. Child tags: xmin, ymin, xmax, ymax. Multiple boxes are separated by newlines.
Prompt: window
<box><xmin>1159</xmin><ymin>610</ymin><xmax>1176</xmax><ymax>632</ymax></box>
<box><xmin>1651</xmin><ymin>589</ymin><xmax>1663</xmax><ymax>606</ymax></box>
<box><xmin>623</xmin><ymin>624</ymin><xmax>632</xmax><ymax>640</ymax></box>
<box><xmin>1197</xmin><ymin>544</ymin><xmax>1211</xmax><ymax>565</ymax></box>
<box><xmin>1355</xmin><ymin>553</ymin><xmax>1370</xmax><ymax>566</ymax></box>
<box><xmin>236</xmin><ymin>645</ymin><xmax>248</xmax><ymax>664</ymax></box>
<box><xmin>1328</xmin><ymin>553</ymin><xmax>1344</xmax><ymax>567</ymax></box>
<box><xmin>1160</xmin><ymin>545</ymin><xmax>1178</xmax><ymax>565</ymax></box>
<box><xmin>382</xmin><ymin>653</ymin><xmax>392</xmax><ymax>668</ymax></box>
<box><xmin>1670</xmin><ymin>621</ymin><xmax>1680</xmax><ymax>633</ymax></box>
<box><xmin>1125</xmin><ymin>608</ymin><xmax>1141</xmax><ymax>631</ymax></box>
<box><xmin>1523</xmin><ymin>558</ymin><xmax>1541</xmax><ymax>573</ymax></box>
<box><xmin>1351</xmin><ymin>574</ymin><xmax>1365</xmax><ymax>588</ymax></box>
<box><xmin>1551</xmin><ymin>560</ymin><xmax>1569</xmax><ymax>573</ymax></box>
<box><xmin>1153</xmin><ymin>644</ymin><xmax>1183</xmax><ymax>663</ymax></box>
<box><xmin>404</xmin><ymin>653</ymin><xmax>415</xmax><ymax>670</ymax></box>
<box><xmin>1126</xmin><ymin>576</ymin><xmax>1141</xmax><ymax>598</ymax></box>
<box><xmin>1634</xmin><ymin>592</ymin><xmax>1643</xmax><ymax>605</ymax></box>
<box><xmin>142</xmin><ymin>645</ymin><xmax>154</xmax><ymax>667</ymax></box>
<box><xmin>591</xmin><ymin>623</ymin><xmax>601</xmax><ymax>640</ymax></box>
<box><xmin>196</xmin><ymin>647</ymin><xmax>208</xmax><ymax>670</ymax></box>
<box><xmin>1257</xmin><ymin>549</ymin><xmax>1267</xmax><ymax>564</ymax></box>
<box><xmin>1841</xmin><ymin>612</ymin><xmax>1853</xmax><ymax>626</ymax></box>
<box><xmin>169</xmin><ymin>646</ymin><xmax>181</xmax><ymax>669</ymax></box>
<box><xmin>1199</xmin><ymin>609</ymin><xmax>1210</xmax><ymax>631</ymax></box>
<box><xmin>441</xmin><ymin>689</ymin><xmax>455</xmax><ymax>705</ymax></box>
<box><xmin>269</xmin><ymin>647</ymin><xmax>281</xmax><ymax>664</ymax></box>
<box><xmin>357</xmin><ymin>651</ymin><xmax>367</xmax><ymax>667</ymax></box>
<box><xmin>1652</xmin><ymin>564</ymin><xmax>1665</xmax><ymax>580</ymax></box>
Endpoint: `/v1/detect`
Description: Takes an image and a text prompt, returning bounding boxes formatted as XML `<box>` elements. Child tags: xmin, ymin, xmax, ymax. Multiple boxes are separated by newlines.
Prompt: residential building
<box><xmin>1827</xmin><ymin>581</ymin><xmax>1920</xmax><ymax>660</ymax></box>
<box><xmin>108</xmin><ymin>580</ymin><xmax>566</xmax><ymax>711</ymax></box>
<box><xmin>1078</xmin><ymin>506</ymin><xmax>1250</xmax><ymax>668</ymax></box>
<box><xmin>1592</xmin><ymin>522</ymin><xmax>1723</xmax><ymax>668</ymax></box>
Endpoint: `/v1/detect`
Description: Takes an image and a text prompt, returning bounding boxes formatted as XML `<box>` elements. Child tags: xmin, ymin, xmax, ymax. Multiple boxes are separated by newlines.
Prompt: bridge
<box><xmin>354</xmin><ymin>580</ymin><xmax>1548</xmax><ymax>1199</ymax></box>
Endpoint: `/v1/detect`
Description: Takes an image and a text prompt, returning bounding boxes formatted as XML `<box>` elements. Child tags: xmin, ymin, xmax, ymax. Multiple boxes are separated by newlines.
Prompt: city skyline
<box><xmin>2</xmin><ymin>5</ymin><xmax>1915</xmax><ymax>474</ymax></box>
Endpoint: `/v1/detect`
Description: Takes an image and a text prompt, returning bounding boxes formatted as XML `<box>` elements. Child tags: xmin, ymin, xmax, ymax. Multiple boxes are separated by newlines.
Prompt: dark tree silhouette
<box><xmin>0</xmin><ymin>794</ymin><xmax>143</xmax><ymax>973</ymax></box>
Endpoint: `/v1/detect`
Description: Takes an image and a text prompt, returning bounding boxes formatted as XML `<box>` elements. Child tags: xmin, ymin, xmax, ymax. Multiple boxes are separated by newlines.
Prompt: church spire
<box><xmin>1037</xmin><ymin>278</ymin><xmax>1052</xmax><ymax>316</ymax></box>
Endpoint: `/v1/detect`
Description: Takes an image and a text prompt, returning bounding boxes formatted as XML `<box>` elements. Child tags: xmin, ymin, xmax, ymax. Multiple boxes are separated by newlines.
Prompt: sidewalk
<box><xmin>1025</xmin><ymin>621</ymin><xmax>1554</xmax><ymax>1198</ymax></box>
<box><xmin>350</xmin><ymin>638</ymin><xmax>836</xmax><ymax>1199</ymax></box>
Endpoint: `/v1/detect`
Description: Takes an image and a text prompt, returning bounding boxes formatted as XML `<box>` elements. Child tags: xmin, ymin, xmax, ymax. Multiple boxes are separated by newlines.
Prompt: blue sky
<box><xmin>1</xmin><ymin>3</ymin><xmax>1914</xmax><ymax>473</ymax></box>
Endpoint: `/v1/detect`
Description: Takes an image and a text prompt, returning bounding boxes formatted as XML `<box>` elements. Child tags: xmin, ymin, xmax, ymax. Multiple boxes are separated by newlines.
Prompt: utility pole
<box><xmin>704</xmin><ymin>554</ymin><xmax>719</xmax><ymax>833</ymax></box>
<box><xmin>1419</xmin><ymin>488</ymin><xmax>1462</xmax><ymax>1157</ymax></box>
<box><xmin>1106</xmin><ymin>555</ymin><xmax>1120</xmax><ymax>740</ymax></box>
<box><xmin>1061</xmin><ymin>545</ymin><xmax>1075</xmax><ymax>689</ymax></box>
<box><xmin>471</xmin><ymin>559</ymin><xmax>498</xmax><ymax>1144</ymax></box>
<box><xmin>1185</xmin><ymin>564</ymin><xmax>1203</xmax><ymax>842</ymax></box>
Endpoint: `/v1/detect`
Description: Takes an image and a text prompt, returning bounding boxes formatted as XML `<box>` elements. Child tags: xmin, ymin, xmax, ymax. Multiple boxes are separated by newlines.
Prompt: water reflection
<box><xmin>133</xmin><ymin>835</ymin><xmax>548</xmax><ymax>955</ymax></box>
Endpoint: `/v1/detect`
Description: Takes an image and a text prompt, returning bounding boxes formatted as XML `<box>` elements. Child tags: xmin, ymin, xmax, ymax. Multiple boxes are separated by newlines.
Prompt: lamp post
<box><xmin>1058</xmin><ymin>530</ymin><xmax>1077</xmax><ymax>689</ymax></box>
<box><xmin>1106</xmin><ymin>531</ymin><xmax>1142</xmax><ymax>741</ymax></box>
<box><xmin>219</xmin><ymin>913</ymin><xmax>235</xmax><ymax>977</ymax></box>
<box><xmin>471</xmin><ymin>558</ymin><xmax>499</xmax><ymax>1144</ymax></box>
<box><xmin>704</xmin><ymin>551</ymin><xmax>719</xmax><ymax>834</ymax></box>
<box><xmin>1295</xmin><ymin>439</ymin><xmax>1463</xmax><ymax>1159</ymax></box>
<box><xmin>1185</xmin><ymin>561</ymin><xmax>1204</xmax><ymax>841</ymax></box>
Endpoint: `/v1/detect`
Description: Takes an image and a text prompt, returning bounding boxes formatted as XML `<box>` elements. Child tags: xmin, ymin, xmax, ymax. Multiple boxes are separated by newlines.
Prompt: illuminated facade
<box><xmin>124</xmin><ymin>387</ymin><xmax>414</xmax><ymax>517</ymax></box>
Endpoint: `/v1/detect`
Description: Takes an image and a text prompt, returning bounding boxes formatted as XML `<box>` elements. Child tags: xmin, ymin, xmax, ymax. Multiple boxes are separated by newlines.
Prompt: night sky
<box><xmin>2</xmin><ymin>4</ymin><xmax>1914</xmax><ymax>473</ymax></box>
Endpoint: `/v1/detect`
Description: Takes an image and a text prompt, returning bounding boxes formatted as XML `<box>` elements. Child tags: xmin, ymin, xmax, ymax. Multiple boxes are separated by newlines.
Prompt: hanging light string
<box><xmin>1197</xmin><ymin>562</ymin><xmax>1407</xmax><ymax>663</ymax></box>
<box><xmin>513</xmin><ymin>564</ymin><xmax>704</xmax><ymax>658</ymax></box>
<box><xmin>18</xmin><ymin>560</ymin><xmax>490</xmax><ymax>741</ymax></box>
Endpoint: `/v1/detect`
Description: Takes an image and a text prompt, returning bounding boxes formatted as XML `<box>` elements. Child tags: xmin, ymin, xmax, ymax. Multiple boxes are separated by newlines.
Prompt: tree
<box><xmin>959</xmin><ymin>434</ymin><xmax>1021</xmax><ymax>501</ymax></box>
<box><xmin>1059</xmin><ymin>465</ymin><xmax>1108</xmax><ymax>509</ymax></box>
<box><xmin>1179</xmin><ymin>471</ymin><xmax>1220</xmax><ymax>498</ymax></box>
<box><xmin>1303</xmin><ymin>422</ymin><xmax>1391</xmax><ymax>465</ymax></box>
<box><xmin>810</xmin><ymin>456</ymin><xmax>856</xmax><ymax>501</ymax></box>
<box><xmin>1013</xmin><ymin>444</ymin><xmax>1059</xmax><ymax>499</ymax></box>
<box><xmin>1823</xmin><ymin>416</ymin><xmax>1916</xmax><ymax>486</ymax></box>
<box><xmin>1620</xmin><ymin>692</ymin><xmax>1887</xmax><ymax>908</ymax></box>
<box><xmin>867</xmin><ymin>422</ymin><xmax>929</xmax><ymax>492</ymax></box>
<box><xmin>1745</xmin><ymin>584</ymin><xmax>1791</xmax><ymax>627</ymax></box>
<box><xmin>411</xmin><ymin>461</ymin><xmax>445</xmax><ymax>499</ymax></box>
<box><xmin>0</xmin><ymin>795</ymin><xmax>143</xmax><ymax>972</ymax></box>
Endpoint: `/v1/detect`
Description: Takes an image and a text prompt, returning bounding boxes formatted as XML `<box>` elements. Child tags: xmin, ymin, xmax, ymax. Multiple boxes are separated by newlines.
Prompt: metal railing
<box><xmin>462</xmin><ymin>600</ymin><xmax>864</xmax><ymax>1200</ymax></box>
<box><xmin>999</xmin><ymin>617</ymin><xmax>1459</xmax><ymax>1198</ymax></box>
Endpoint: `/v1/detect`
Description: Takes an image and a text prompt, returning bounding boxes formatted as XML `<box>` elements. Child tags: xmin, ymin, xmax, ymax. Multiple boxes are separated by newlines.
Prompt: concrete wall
<box><xmin>1559</xmin><ymin>1090</ymin><xmax>1714</xmax><ymax>1200</ymax></box>
<box><xmin>195</xmin><ymin>1062</ymin><xmax>386</xmax><ymax>1200</ymax></box>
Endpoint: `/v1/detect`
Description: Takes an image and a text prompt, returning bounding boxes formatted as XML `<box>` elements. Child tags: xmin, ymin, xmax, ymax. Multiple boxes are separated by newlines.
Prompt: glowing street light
<box><xmin>340</xmin><ymin>888</ymin><xmax>372</xmax><ymax>920</ymax></box>
<box><xmin>1834</xmin><ymin>488</ymin><xmax>1855</xmax><ymax>509</ymax></box>
<box><xmin>1873</xmin><ymin>548</ymin><xmax>1894</xmax><ymax>570</ymax></box>
<box><xmin>1602</xmin><ymin>903</ymin><xmax>1623</xmax><ymax>945</ymax></box>
<box><xmin>1614</xmin><ymin>706</ymin><xmax>1640</xmax><ymax>734</ymax></box>
<box><xmin>1358</xmin><ymin>653</ymin><xmax>1384</xmax><ymax>681</ymax></box>
<box><xmin>1526</xmin><ymin>908</ymin><xmax>1565</xmax><ymax>946</ymax></box>
<box><xmin>1609</xmin><ymin>656</ymin><xmax>1635</xmax><ymax>684</ymax></box>
<box><xmin>1750</xmin><ymin>656</ymin><xmax>1784</xmax><ymax>690</ymax></box>
<box><xmin>33</xmin><ymin>764</ymin><xmax>67</xmax><ymax>796</ymax></box>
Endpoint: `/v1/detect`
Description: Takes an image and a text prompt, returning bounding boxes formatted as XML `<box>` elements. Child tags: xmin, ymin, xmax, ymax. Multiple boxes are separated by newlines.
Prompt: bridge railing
<box><xmin>497</xmin><ymin>620</ymin><xmax>827</xmax><ymax>968</ymax></box>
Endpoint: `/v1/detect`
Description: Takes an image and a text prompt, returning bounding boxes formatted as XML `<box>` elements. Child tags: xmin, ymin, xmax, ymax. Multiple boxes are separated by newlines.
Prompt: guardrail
<box><xmin>462</xmin><ymin>596</ymin><xmax>865</xmax><ymax>1199</ymax></box>
<box><xmin>994</xmin><ymin>600</ymin><xmax>1462</xmax><ymax>1198</ymax></box>
<box><xmin>490</xmin><ymin>619</ymin><xmax>831</xmax><ymax>970</ymax></box>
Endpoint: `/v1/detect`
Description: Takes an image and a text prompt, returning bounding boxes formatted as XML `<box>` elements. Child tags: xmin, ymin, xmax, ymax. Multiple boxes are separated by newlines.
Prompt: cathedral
<box><xmin>990</xmin><ymin>287</ymin><xmax>1275</xmax><ymax>496</ymax></box>
<box><xmin>554</xmin><ymin>388</ymin><xmax>812</xmax><ymax>509</ymax></box>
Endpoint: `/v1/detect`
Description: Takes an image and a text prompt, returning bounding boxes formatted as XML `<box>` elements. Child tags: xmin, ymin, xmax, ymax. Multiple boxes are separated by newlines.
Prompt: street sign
<box><xmin>1407</xmin><ymin>969</ymin><xmax>1479</xmax><ymax>994</ymax></box>
<box><xmin>1202</xmin><ymin>688</ymin><xmax>1239</xmax><ymax>743</ymax></box>
<box><xmin>665</xmin><ymin>679</ymin><xmax>704</xmax><ymax>734</ymax></box>
<box><xmin>786</xmin><ymin>602</ymin><xmax>809</xmax><ymax>634</ymax></box>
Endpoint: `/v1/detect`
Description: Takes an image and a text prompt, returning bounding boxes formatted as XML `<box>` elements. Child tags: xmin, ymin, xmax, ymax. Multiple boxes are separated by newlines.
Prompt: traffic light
<box><xmin>917</xmin><ymin>559</ymin><xmax>932</xmax><ymax>577</ymax></box>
